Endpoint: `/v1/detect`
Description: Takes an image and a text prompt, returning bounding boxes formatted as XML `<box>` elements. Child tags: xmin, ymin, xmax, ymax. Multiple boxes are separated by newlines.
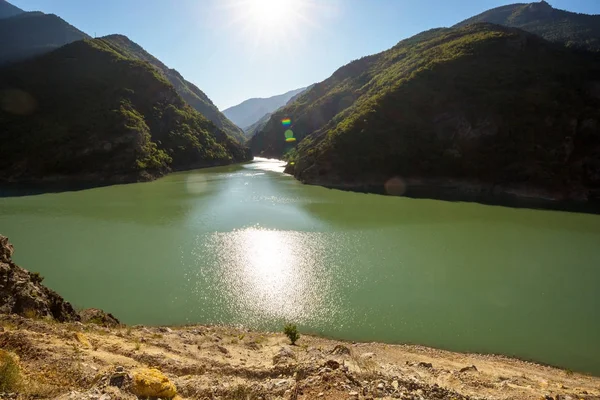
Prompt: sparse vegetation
<box><xmin>30</xmin><ymin>271</ymin><xmax>44</xmax><ymax>283</ymax></box>
<box><xmin>283</xmin><ymin>323</ymin><xmax>300</xmax><ymax>345</ymax></box>
<box><xmin>0</xmin><ymin>350</ymin><xmax>21</xmax><ymax>392</ymax></box>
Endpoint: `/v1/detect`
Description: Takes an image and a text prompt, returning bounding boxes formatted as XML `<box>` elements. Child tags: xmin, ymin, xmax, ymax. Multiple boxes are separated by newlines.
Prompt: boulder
<box><xmin>131</xmin><ymin>368</ymin><xmax>177</xmax><ymax>399</ymax></box>
<box><xmin>0</xmin><ymin>235</ymin><xmax>79</xmax><ymax>322</ymax></box>
<box><xmin>79</xmin><ymin>308</ymin><xmax>120</xmax><ymax>327</ymax></box>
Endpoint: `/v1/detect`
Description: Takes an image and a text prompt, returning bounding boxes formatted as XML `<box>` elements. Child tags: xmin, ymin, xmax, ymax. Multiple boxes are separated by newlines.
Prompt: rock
<box><xmin>377</xmin><ymin>382</ymin><xmax>385</xmax><ymax>389</ymax></box>
<box><xmin>0</xmin><ymin>235</ymin><xmax>79</xmax><ymax>322</ymax></box>
<box><xmin>79</xmin><ymin>308</ymin><xmax>120</xmax><ymax>327</ymax></box>
<box><xmin>325</xmin><ymin>360</ymin><xmax>340</xmax><ymax>370</ymax></box>
<box><xmin>317</xmin><ymin>393</ymin><xmax>324</xmax><ymax>397</ymax></box>
<box><xmin>131</xmin><ymin>368</ymin><xmax>177</xmax><ymax>399</ymax></box>
<box><xmin>331</xmin><ymin>344</ymin><xmax>352</xmax><ymax>355</ymax></box>
<box><xmin>360</xmin><ymin>352</ymin><xmax>375</xmax><ymax>359</ymax></box>
<box><xmin>217</xmin><ymin>345</ymin><xmax>229</xmax><ymax>355</ymax></box>
<box><xmin>349</xmin><ymin>391</ymin><xmax>359</xmax><ymax>398</ymax></box>
<box><xmin>392</xmin><ymin>380</ymin><xmax>399</xmax><ymax>389</ymax></box>
<box><xmin>273</xmin><ymin>346</ymin><xmax>296</xmax><ymax>365</ymax></box>
<box><xmin>159</xmin><ymin>327</ymin><xmax>173</xmax><ymax>333</ymax></box>
<box><xmin>417</xmin><ymin>362</ymin><xmax>433</xmax><ymax>368</ymax></box>
<box><xmin>459</xmin><ymin>365</ymin><xmax>478</xmax><ymax>373</ymax></box>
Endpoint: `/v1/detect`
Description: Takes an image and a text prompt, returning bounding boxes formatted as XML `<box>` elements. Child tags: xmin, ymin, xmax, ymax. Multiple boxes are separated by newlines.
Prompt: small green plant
<box><xmin>30</xmin><ymin>272</ymin><xmax>44</xmax><ymax>284</ymax></box>
<box><xmin>0</xmin><ymin>350</ymin><xmax>21</xmax><ymax>392</ymax></box>
<box><xmin>283</xmin><ymin>323</ymin><xmax>300</xmax><ymax>345</ymax></box>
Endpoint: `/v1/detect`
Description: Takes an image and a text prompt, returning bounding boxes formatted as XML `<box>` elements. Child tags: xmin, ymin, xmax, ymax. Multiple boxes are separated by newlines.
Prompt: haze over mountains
<box><xmin>222</xmin><ymin>87</ymin><xmax>309</xmax><ymax>131</ymax></box>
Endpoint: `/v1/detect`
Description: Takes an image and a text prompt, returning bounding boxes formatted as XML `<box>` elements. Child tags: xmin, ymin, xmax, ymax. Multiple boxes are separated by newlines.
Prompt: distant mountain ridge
<box><xmin>455</xmin><ymin>0</ymin><xmax>600</xmax><ymax>50</ymax></box>
<box><xmin>0</xmin><ymin>11</ymin><xmax>89</xmax><ymax>65</ymax></box>
<box><xmin>101</xmin><ymin>35</ymin><xmax>245</xmax><ymax>142</ymax></box>
<box><xmin>223</xmin><ymin>87</ymin><xmax>308</xmax><ymax>130</ymax></box>
<box><xmin>0</xmin><ymin>0</ymin><xmax>22</xmax><ymax>19</ymax></box>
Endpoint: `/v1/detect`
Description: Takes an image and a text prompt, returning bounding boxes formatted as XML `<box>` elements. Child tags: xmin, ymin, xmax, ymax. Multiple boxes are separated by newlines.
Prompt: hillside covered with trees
<box><xmin>251</xmin><ymin>23</ymin><xmax>600</xmax><ymax>203</ymax></box>
<box><xmin>0</xmin><ymin>39</ymin><xmax>251</xmax><ymax>184</ymax></box>
<box><xmin>102</xmin><ymin>34</ymin><xmax>245</xmax><ymax>142</ymax></box>
<box><xmin>455</xmin><ymin>1</ymin><xmax>600</xmax><ymax>51</ymax></box>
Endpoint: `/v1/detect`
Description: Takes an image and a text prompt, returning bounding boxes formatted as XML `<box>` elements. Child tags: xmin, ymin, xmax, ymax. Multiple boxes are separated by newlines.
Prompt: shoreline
<box><xmin>291</xmin><ymin>174</ymin><xmax>600</xmax><ymax>215</ymax></box>
<box><xmin>1</xmin><ymin>314</ymin><xmax>599</xmax><ymax>400</ymax></box>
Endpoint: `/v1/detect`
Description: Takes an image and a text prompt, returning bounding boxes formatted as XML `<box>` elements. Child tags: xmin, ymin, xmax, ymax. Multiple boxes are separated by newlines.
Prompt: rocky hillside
<box><xmin>0</xmin><ymin>11</ymin><xmax>88</xmax><ymax>65</ymax></box>
<box><xmin>251</xmin><ymin>24</ymin><xmax>600</xmax><ymax>205</ymax></box>
<box><xmin>0</xmin><ymin>0</ymin><xmax>22</xmax><ymax>19</ymax></box>
<box><xmin>0</xmin><ymin>39</ymin><xmax>251</xmax><ymax>184</ymax></box>
<box><xmin>102</xmin><ymin>34</ymin><xmax>245</xmax><ymax>142</ymax></box>
<box><xmin>455</xmin><ymin>1</ymin><xmax>600</xmax><ymax>51</ymax></box>
<box><xmin>223</xmin><ymin>87</ymin><xmax>308</xmax><ymax>131</ymax></box>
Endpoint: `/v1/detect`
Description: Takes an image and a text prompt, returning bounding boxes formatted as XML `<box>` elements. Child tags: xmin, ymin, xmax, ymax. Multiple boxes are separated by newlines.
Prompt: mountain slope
<box><xmin>0</xmin><ymin>0</ymin><xmax>22</xmax><ymax>19</ymax></box>
<box><xmin>223</xmin><ymin>87</ymin><xmax>308</xmax><ymax>130</ymax></box>
<box><xmin>243</xmin><ymin>85</ymin><xmax>315</xmax><ymax>140</ymax></box>
<box><xmin>455</xmin><ymin>1</ymin><xmax>600</xmax><ymax>50</ymax></box>
<box><xmin>0</xmin><ymin>39</ymin><xmax>251</xmax><ymax>183</ymax></box>
<box><xmin>101</xmin><ymin>34</ymin><xmax>245</xmax><ymax>142</ymax></box>
<box><xmin>0</xmin><ymin>11</ymin><xmax>88</xmax><ymax>65</ymax></box>
<box><xmin>252</xmin><ymin>24</ymin><xmax>600</xmax><ymax>204</ymax></box>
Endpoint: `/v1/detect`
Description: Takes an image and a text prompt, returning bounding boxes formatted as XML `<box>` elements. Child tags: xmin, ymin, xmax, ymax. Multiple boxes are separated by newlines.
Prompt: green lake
<box><xmin>1</xmin><ymin>158</ymin><xmax>599</xmax><ymax>374</ymax></box>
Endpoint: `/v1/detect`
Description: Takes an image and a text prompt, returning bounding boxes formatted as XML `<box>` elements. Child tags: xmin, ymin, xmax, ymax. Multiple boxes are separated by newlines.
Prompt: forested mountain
<box><xmin>0</xmin><ymin>0</ymin><xmax>22</xmax><ymax>19</ymax></box>
<box><xmin>223</xmin><ymin>87</ymin><xmax>308</xmax><ymax>131</ymax></box>
<box><xmin>0</xmin><ymin>39</ymin><xmax>251</xmax><ymax>184</ymax></box>
<box><xmin>102</xmin><ymin>35</ymin><xmax>245</xmax><ymax>142</ymax></box>
<box><xmin>251</xmin><ymin>24</ymin><xmax>600</xmax><ymax>203</ymax></box>
<box><xmin>455</xmin><ymin>1</ymin><xmax>600</xmax><ymax>51</ymax></box>
<box><xmin>0</xmin><ymin>11</ymin><xmax>88</xmax><ymax>65</ymax></box>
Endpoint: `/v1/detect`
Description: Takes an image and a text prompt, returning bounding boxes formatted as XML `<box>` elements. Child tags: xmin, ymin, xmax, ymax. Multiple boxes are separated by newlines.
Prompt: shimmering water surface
<box><xmin>1</xmin><ymin>158</ymin><xmax>599</xmax><ymax>374</ymax></box>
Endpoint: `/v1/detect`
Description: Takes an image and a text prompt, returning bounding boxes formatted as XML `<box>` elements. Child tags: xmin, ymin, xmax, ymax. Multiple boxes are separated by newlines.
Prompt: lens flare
<box><xmin>282</xmin><ymin>118</ymin><xmax>291</xmax><ymax>126</ymax></box>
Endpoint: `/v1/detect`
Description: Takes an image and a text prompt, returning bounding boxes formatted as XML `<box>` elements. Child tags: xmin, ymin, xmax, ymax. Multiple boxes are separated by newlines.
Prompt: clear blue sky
<box><xmin>10</xmin><ymin>0</ymin><xmax>600</xmax><ymax>110</ymax></box>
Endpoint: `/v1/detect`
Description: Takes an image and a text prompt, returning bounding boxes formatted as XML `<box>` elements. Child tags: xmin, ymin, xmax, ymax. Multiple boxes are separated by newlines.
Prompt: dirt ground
<box><xmin>0</xmin><ymin>314</ymin><xmax>598</xmax><ymax>400</ymax></box>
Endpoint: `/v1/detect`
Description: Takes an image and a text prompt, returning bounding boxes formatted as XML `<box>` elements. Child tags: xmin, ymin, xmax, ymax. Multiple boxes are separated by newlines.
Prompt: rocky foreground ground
<box><xmin>0</xmin><ymin>235</ymin><xmax>599</xmax><ymax>400</ymax></box>
<box><xmin>0</xmin><ymin>315</ymin><xmax>599</xmax><ymax>400</ymax></box>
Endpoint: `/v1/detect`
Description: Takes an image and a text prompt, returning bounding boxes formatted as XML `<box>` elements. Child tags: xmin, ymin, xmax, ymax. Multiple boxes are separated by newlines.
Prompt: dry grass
<box><xmin>0</xmin><ymin>350</ymin><xmax>21</xmax><ymax>392</ymax></box>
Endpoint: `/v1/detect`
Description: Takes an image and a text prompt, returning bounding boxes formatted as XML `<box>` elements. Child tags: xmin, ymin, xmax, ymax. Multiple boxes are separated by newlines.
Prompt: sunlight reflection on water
<box><xmin>203</xmin><ymin>227</ymin><xmax>338</xmax><ymax>326</ymax></box>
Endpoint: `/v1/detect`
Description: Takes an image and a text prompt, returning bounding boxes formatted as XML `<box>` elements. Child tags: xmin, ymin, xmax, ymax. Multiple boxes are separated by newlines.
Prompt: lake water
<box><xmin>1</xmin><ymin>158</ymin><xmax>599</xmax><ymax>374</ymax></box>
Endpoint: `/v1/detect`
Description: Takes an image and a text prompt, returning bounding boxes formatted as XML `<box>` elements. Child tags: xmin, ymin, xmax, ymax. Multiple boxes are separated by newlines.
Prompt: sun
<box><xmin>246</xmin><ymin>0</ymin><xmax>296</xmax><ymax>28</ymax></box>
<box><xmin>221</xmin><ymin>0</ymin><xmax>320</xmax><ymax>51</ymax></box>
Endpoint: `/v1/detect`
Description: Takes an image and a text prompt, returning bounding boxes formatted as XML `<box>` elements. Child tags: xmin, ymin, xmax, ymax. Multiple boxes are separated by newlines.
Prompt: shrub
<box><xmin>283</xmin><ymin>323</ymin><xmax>300</xmax><ymax>345</ymax></box>
<box><xmin>30</xmin><ymin>272</ymin><xmax>44</xmax><ymax>284</ymax></box>
<box><xmin>0</xmin><ymin>350</ymin><xmax>21</xmax><ymax>392</ymax></box>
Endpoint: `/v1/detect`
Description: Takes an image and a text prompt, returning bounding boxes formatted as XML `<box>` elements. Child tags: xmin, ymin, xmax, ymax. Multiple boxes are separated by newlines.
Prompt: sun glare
<box><xmin>221</xmin><ymin>0</ymin><xmax>324</xmax><ymax>52</ymax></box>
<box><xmin>247</xmin><ymin>0</ymin><xmax>295</xmax><ymax>27</ymax></box>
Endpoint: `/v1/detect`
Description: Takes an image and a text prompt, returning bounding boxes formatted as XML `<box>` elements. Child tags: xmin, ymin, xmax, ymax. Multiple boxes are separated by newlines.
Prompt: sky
<box><xmin>10</xmin><ymin>0</ymin><xmax>600</xmax><ymax>110</ymax></box>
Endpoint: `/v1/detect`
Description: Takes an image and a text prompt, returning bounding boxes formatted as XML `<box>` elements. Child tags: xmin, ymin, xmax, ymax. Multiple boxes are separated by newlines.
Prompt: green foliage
<box><xmin>283</xmin><ymin>323</ymin><xmax>300</xmax><ymax>345</ymax></box>
<box><xmin>252</xmin><ymin>23</ymin><xmax>600</xmax><ymax>198</ymax></box>
<box><xmin>30</xmin><ymin>272</ymin><xmax>44</xmax><ymax>284</ymax></box>
<box><xmin>0</xmin><ymin>39</ymin><xmax>251</xmax><ymax>183</ymax></box>
<box><xmin>0</xmin><ymin>350</ymin><xmax>21</xmax><ymax>392</ymax></box>
<box><xmin>101</xmin><ymin>35</ymin><xmax>245</xmax><ymax>142</ymax></box>
<box><xmin>455</xmin><ymin>1</ymin><xmax>600</xmax><ymax>51</ymax></box>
